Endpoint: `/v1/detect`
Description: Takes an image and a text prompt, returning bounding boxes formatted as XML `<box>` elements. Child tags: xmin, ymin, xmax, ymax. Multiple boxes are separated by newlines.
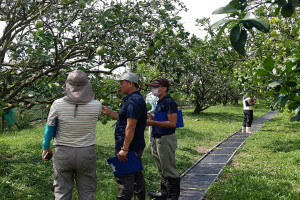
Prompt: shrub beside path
<box><xmin>179</xmin><ymin>110</ymin><xmax>278</xmax><ymax>200</ymax></box>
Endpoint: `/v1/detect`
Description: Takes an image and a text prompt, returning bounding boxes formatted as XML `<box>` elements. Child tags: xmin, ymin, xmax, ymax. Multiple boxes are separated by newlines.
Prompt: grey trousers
<box><xmin>53</xmin><ymin>145</ymin><xmax>97</xmax><ymax>200</ymax></box>
<box><xmin>115</xmin><ymin>149</ymin><xmax>145</xmax><ymax>200</ymax></box>
<box><xmin>151</xmin><ymin>134</ymin><xmax>180</xmax><ymax>178</ymax></box>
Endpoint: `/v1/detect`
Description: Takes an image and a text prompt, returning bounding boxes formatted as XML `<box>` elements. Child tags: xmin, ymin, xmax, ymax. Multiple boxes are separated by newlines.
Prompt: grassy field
<box><xmin>0</xmin><ymin>103</ymin><xmax>269</xmax><ymax>200</ymax></box>
<box><xmin>204</xmin><ymin>111</ymin><xmax>300</xmax><ymax>200</ymax></box>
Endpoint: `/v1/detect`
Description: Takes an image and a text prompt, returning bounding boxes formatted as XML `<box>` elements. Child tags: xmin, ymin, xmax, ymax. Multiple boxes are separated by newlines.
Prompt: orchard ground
<box><xmin>1</xmin><ymin>103</ymin><xmax>298</xmax><ymax>199</ymax></box>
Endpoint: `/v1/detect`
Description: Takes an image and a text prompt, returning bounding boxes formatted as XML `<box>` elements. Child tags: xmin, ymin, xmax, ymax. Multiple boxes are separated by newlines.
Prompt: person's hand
<box><xmin>102</xmin><ymin>106</ymin><xmax>111</xmax><ymax>115</ymax></box>
<box><xmin>117</xmin><ymin>150</ymin><xmax>128</xmax><ymax>162</ymax></box>
<box><xmin>42</xmin><ymin>149</ymin><xmax>53</xmax><ymax>162</ymax></box>
<box><xmin>147</xmin><ymin>113</ymin><xmax>153</xmax><ymax>120</ymax></box>
<box><xmin>102</xmin><ymin>106</ymin><xmax>118</xmax><ymax>119</ymax></box>
<box><xmin>147</xmin><ymin>119</ymin><xmax>154</xmax><ymax>126</ymax></box>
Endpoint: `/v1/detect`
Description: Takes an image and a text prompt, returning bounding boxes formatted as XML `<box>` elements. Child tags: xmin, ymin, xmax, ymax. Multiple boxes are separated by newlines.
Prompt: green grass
<box><xmin>0</xmin><ymin>103</ymin><xmax>269</xmax><ymax>200</ymax></box>
<box><xmin>204</xmin><ymin>111</ymin><xmax>300</xmax><ymax>200</ymax></box>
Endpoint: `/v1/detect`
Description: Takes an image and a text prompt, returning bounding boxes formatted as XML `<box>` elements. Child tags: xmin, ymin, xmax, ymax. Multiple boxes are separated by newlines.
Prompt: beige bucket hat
<box><xmin>63</xmin><ymin>70</ymin><xmax>94</xmax><ymax>104</ymax></box>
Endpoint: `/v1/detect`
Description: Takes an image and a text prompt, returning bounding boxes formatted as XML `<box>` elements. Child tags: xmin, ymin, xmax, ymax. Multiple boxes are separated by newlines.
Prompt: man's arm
<box><xmin>147</xmin><ymin>113</ymin><xmax>177</xmax><ymax>128</ymax></box>
<box><xmin>117</xmin><ymin>118</ymin><xmax>137</xmax><ymax>161</ymax></box>
<box><xmin>247</xmin><ymin>97</ymin><xmax>256</xmax><ymax>106</ymax></box>
<box><xmin>102</xmin><ymin>106</ymin><xmax>119</xmax><ymax>119</ymax></box>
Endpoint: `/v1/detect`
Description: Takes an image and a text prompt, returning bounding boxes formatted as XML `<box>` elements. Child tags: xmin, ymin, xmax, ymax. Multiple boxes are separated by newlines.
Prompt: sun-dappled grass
<box><xmin>0</xmin><ymin>103</ymin><xmax>269</xmax><ymax>200</ymax></box>
<box><xmin>204</xmin><ymin>111</ymin><xmax>300</xmax><ymax>200</ymax></box>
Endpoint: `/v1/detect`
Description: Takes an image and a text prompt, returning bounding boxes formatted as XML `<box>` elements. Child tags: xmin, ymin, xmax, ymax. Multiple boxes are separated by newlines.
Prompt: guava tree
<box><xmin>212</xmin><ymin>0</ymin><xmax>300</xmax><ymax>121</ymax></box>
<box><xmin>180</xmin><ymin>34</ymin><xmax>241</xmax><ymax>114</ymax></box>
<box><xmin>0</xmin><ymin>0</ymin><xmax>187</xmax><ymax>113</ymax></box>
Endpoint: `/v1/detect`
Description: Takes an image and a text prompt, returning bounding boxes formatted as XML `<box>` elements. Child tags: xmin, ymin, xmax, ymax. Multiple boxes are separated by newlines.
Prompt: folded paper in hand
<box><xmin>107</xmin><ymin>152</ymin><xmax>143</xmax><ymax>177</ymax></box>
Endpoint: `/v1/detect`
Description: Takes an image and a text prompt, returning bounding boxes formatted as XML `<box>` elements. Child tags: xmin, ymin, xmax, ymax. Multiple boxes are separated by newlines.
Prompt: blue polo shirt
<box><xmin>152</xmin><ymin>94</ymin><xmax>178</xmax><ymax>137</ymax></box>
<box><xmin>115</xmin><ymin>91</ymin><xmax>147</xmax><ymax>151</ymax></box>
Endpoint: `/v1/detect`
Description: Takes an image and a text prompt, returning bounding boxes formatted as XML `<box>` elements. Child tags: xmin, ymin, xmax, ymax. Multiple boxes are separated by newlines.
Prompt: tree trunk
<box><xmin>193</xmin><ymin>102</ymin><xmax>211</xmax><ymax>114</ymax></box>
<box><xmin>234</xmin><ymin>97</ymin><xmax>239</xmax><ymax>105</ymax></box>
<box><xmin>193</xmin><ymin>102</ymin><xmax>202</xmax><ymax>114</ymax></box>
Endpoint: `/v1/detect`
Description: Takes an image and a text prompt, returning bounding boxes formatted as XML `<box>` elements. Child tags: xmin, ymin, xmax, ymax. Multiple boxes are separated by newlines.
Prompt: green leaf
<box><xmin>246</xmin><ymin>19</ymin><xmax>270</xmax><ymax>33</ymax></box>
<box><xmin>288</xmin><ymin>0</ymin><xmax>299</xmax><ymax>7</ymax></box>
<box><xmin>0</xmin><ymin>101</ymin><xmax>6</xmax><ymax>107</ymax></box>
<box><xmin>288</xmin><ymin>101</ymin><xmax>300</xmax><ymax>110</ymax></box>
<box><xmin>37</xmin><ymin>29</ymin><xmax>44</xmax><ymax>35</ymax></box>
<box><xmin>228</xmin><ymin>0</ymin><xmax>242</xmax><ymax>8</ymax></box>
<box><xmin>256</xmin><ymin>68</ymin><xmax>271</xmax><ymax>76</ymax></box>
<box><xmin>212</xmin><ymin>6</ymin><xmax>240</xmax><ymax>15</ymax></box>
<box><xmin>284</xmin><ymin>60</ymin><xmax>295</xmax><ymax>72</ymax></box>
<box><xmin>287</xmin><ymin>56</ymin><xmax>300</xmax><ymax>63</ymax></box>
<box><xmin>230</xmin><ymin>28</ymin><xmax>247</xmax><ymax>56</ymax></box>
<box><xmin>278</xmin><ymin>94</ymin><xmax>289</xmax><ymax>105</ymax></box>
<box><xmin>77</xmin><ymin>67</ymin><xmax>86</xmax><ymax>71</ymax></box>
<box><xmin>211</xmin><ymin>19</ymin><xmax>233</xmax><ymax>29</ymax></box>
<box><xmin>293</xmin><ymin>96</ymin><xmax>300</xmax><ymax>101</ymax></box>
<box><xmin>290</xmin><ymin>107</ymin><xmax>300</xmax><ymax>122</ymax></box>
<box><xmin>263</xmin><ymin>56</ymin><xmax>274</xmax><ymax>71</ymax></box>
<box><xmin>215</xmin><ymin>22</ymin><xmax>232</xmax><ymax>43</ymax></box>
<box><xmin>274</xmin><ymin>8</ymin><xmax>280</xmax><ymax>16</ymax></box>
<box><xmin>230</xmin><ymin>24</ymin><xmax>241</xmax><ymax>43</ymax></box>
<box><xmin>241</xmin><ymin>12</ymin><xmax>253</xmax><ymax>19</ymax></box>
<box><xmin>286</xmin><ymin>81</ymin><xmax>297</xmax><ymax>87</ymax></box>
<box><xmin>242</xmin><ymin>21</ymin><xmax>253</xmax><ymax>30</ymax></box>
<box><xmin>241</xmin><ymin>14</ymin><xmax>270</xmax><ymax>33</ymax></box>
<box><xmin>277</xmin><ymin>0</ymin><xmax>287</xmax><ymax>7</ymax></box>
<box><xmin>269</xmin><ymin>80</ymin><xmax>283</xmax><ymax>88</ymax></box>
<box><xmin>281</xmin><ymin>3</ymin><xmax>295</xmax><ymax>17</ymax></box>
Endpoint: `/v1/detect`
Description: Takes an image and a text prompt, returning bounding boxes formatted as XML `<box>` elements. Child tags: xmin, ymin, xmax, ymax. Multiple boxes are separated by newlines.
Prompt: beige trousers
<box><xmin>151</xmin><ymin>134</ymin><xmax>180</xmax><ymax>178</ymax></box>
<box><xmin>53</xmin><ymin>145</ymin><xmax>97</xmax><ymax>200</ymax></box>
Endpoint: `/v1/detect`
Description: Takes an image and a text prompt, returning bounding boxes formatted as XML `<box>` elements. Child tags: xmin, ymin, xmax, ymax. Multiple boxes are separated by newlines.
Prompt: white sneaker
<box><xmin>246</xmin><ymin>127</ymin><xmax>252</xmax><ymax>133</ymax></box>
<box><xmin>242</xmin><ymin>127</ymin><xmax>246</xmax><ymax>133</ymax></box>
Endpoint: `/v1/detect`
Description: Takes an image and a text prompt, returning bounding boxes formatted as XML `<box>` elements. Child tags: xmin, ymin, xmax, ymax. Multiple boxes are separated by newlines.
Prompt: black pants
<box><xmin>243</xmin><ymin>110</ymin><xmax>253</xmax><ymax>127</ymax></box>
<box><xmin>115</xmin><ymin>149</ymin><xmax>145</xmax><ymax>200</ymax></box>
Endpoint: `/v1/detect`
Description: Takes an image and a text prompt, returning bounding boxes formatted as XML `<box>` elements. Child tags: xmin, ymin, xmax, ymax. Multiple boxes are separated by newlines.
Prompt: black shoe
<box><xmin>148</xmin><ymin>191</ymin><xmax>166</xmax><ymax>199</ymax></box>
<box><xmin>166</xmin><ymin>177</ymin><xmax>180</xmax><ymax>200</ymax></box>
<box><xmin>148</xmin><ymin>176</ymin><xmax>168</xmax><ymax>199</ymax></box>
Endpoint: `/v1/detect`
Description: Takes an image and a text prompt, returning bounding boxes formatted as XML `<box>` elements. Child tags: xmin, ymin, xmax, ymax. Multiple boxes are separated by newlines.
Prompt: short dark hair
<box><xmin>133</xmin><ymin>82</ymin><xmax>139</xmax><ymax>88</ymax></box>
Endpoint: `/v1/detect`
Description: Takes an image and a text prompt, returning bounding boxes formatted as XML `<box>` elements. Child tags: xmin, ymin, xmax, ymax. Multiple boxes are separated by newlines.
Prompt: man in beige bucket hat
<box><xmin>42</xmin><ymin>70</ymin><xmax>102</xmax><ymax>200</ymax></box>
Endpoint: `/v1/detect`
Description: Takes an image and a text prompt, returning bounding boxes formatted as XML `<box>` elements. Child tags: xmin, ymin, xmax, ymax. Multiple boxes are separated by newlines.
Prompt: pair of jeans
<box><xmin>115</xmin><ymin>149</ymin><xmax>145</xmax><ymax>200</ymax></box>
<box><xmin>243</xmin><ymin>110</ymin><xmax>253</xmax><ymax>127</ymax></box>
<box><xmin>53</xmin><ymin>145</ymin><xmax>97</xmax><ymax>200</ymax></box>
